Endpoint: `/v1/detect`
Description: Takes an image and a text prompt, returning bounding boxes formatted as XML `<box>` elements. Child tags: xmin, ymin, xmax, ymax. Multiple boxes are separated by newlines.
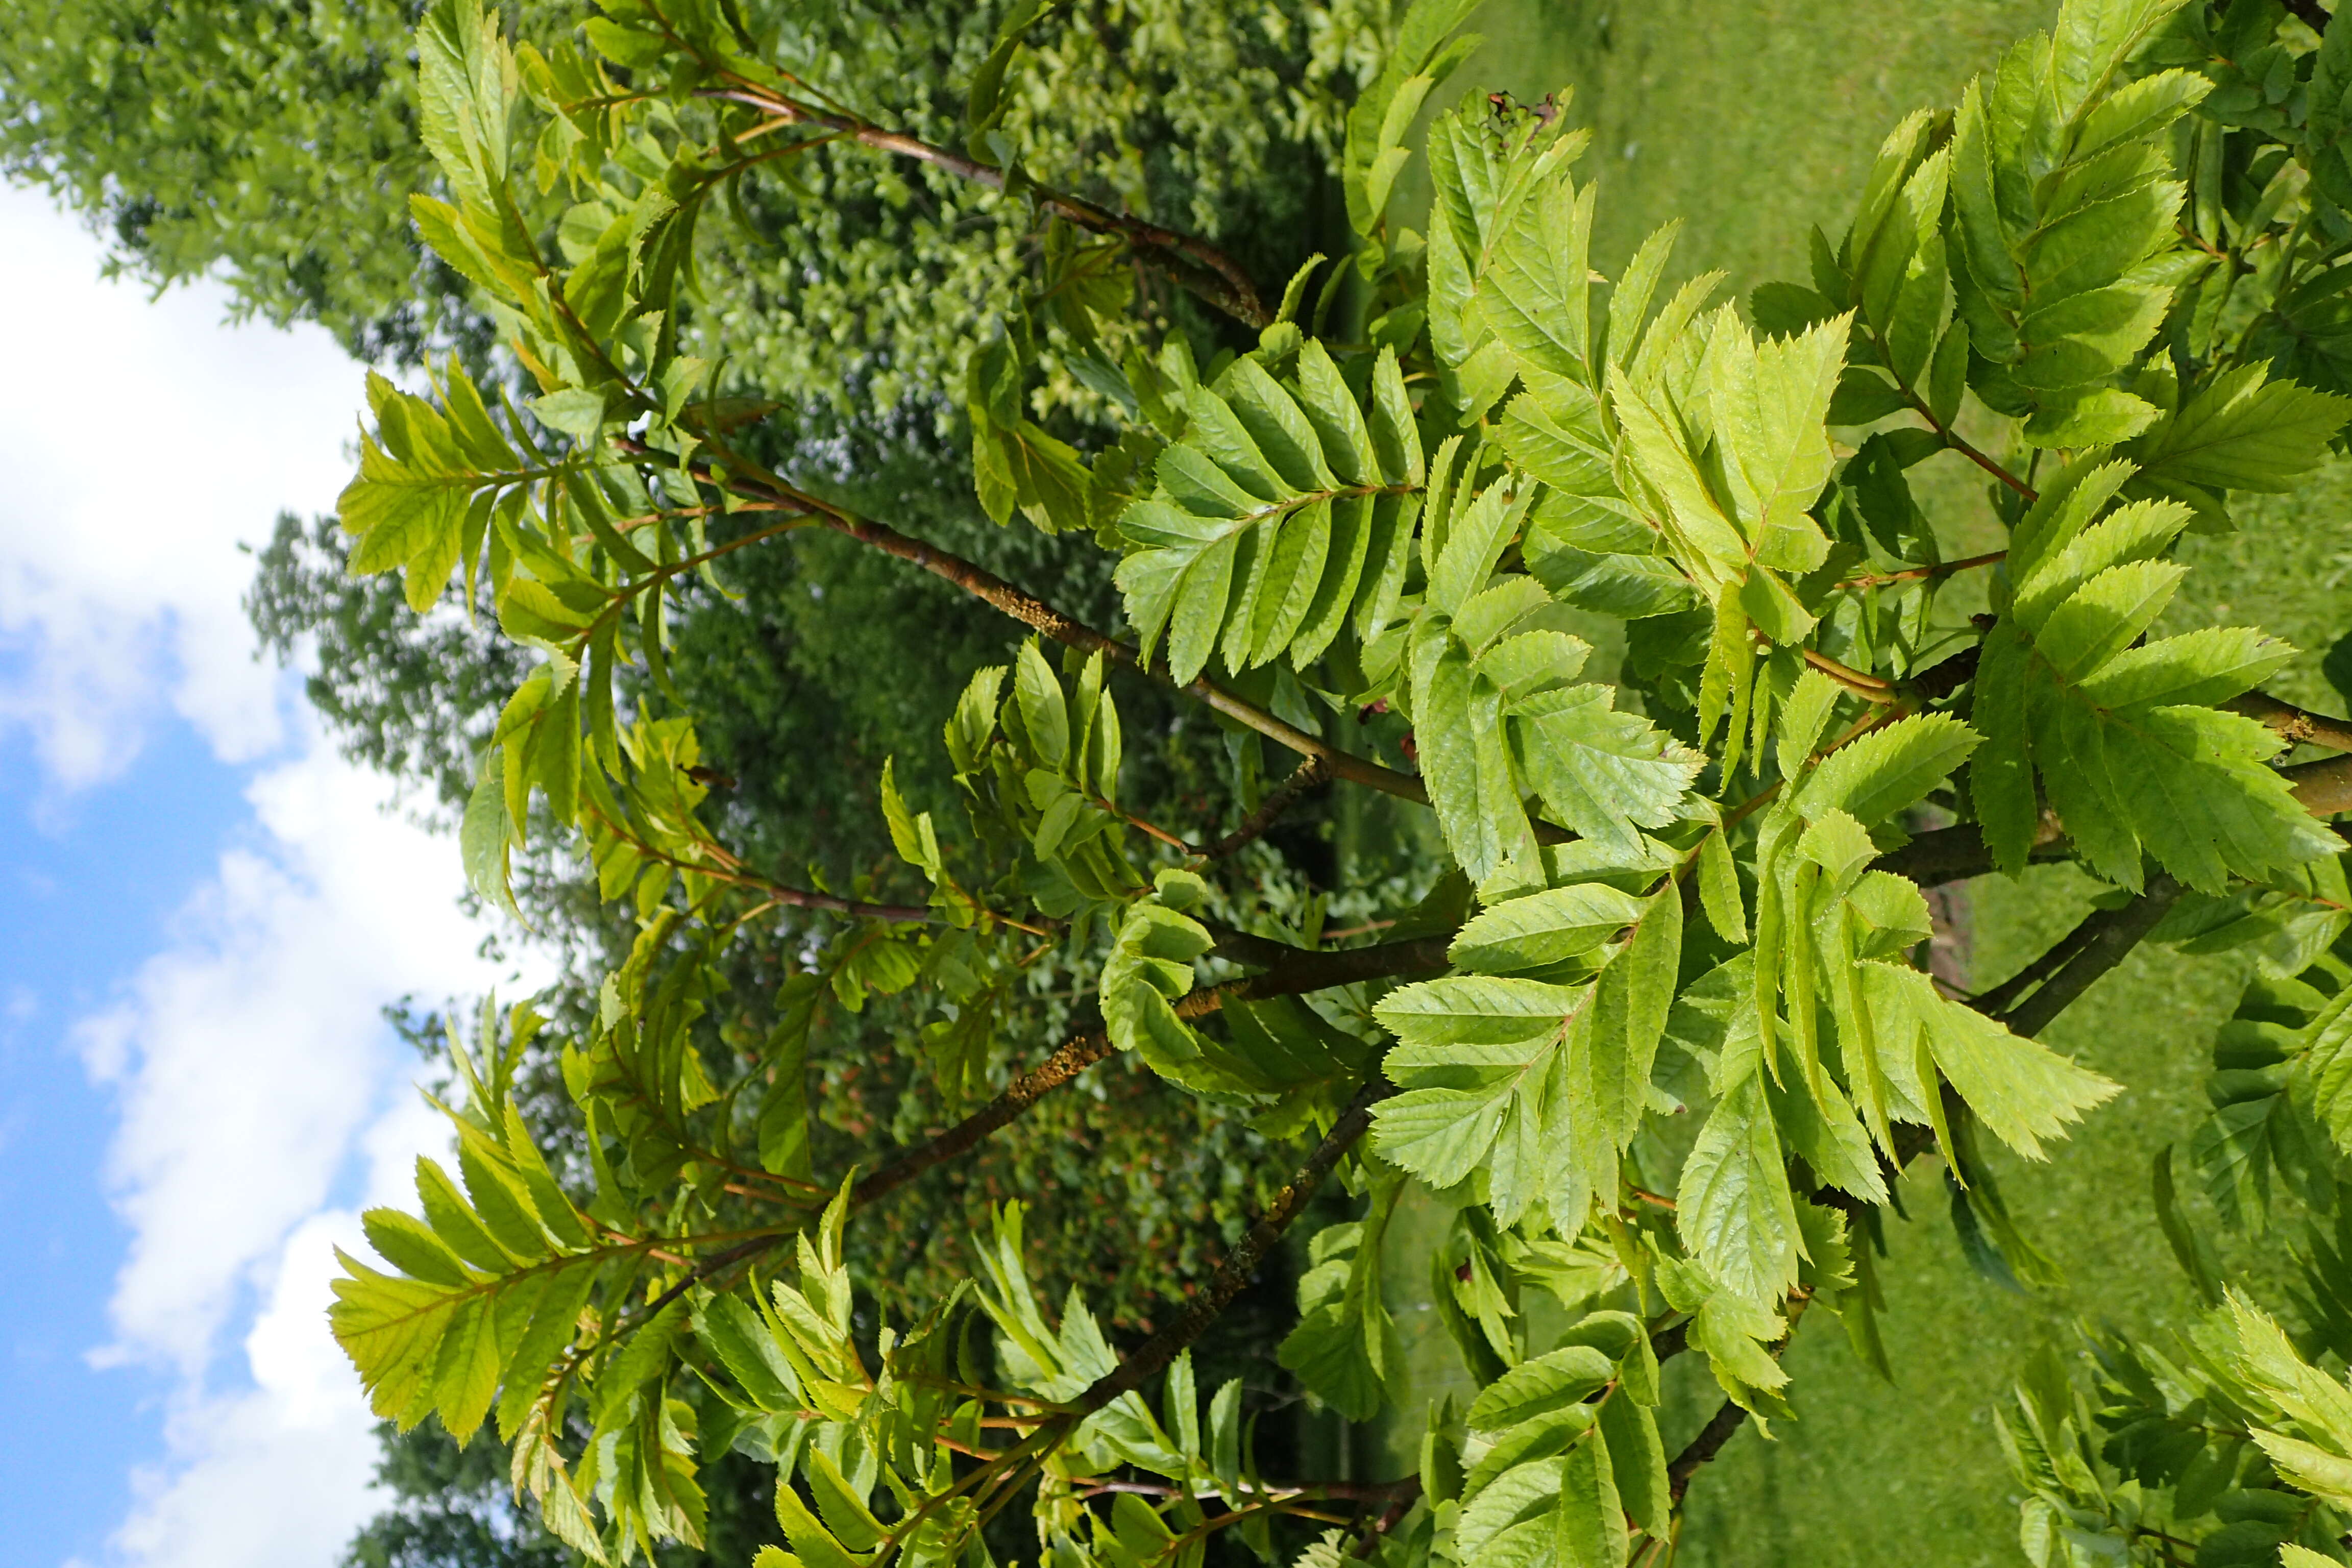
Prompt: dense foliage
<box><xmin>90</xmin><ymin>0</ymin><xmax>2352</xmax><ymax>1562</ymax></box>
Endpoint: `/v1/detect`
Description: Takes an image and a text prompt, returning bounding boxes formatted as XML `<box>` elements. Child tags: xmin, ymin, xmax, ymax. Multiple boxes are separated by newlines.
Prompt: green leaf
<box><xmin>806</xmin><ymin>1449</ymin><xmax>885</xmax><ymax>1553</ymax></box>
<box><xmin>1705</xmin><ymin>309</ymin><xmax>1850</xmax><ymax>570</ymax></box>
<box><xmin>1677</xmin><ymin>1069</ymin><xmax>1800</xmax><ymax>1304</ymax></box>
<box><xmin>1981</xmin><ymin>486</ymin><xmax>2337</xmax><ymax>888</ymax></box>
<box><xmin>1450</xmin><ymin>884</ymin><xmax>1648</xmax><ymax>973</ymax></box>
<box><xmin>1465</xmin><ymin>1344</ymin><xmax>1613</xmax><ymax>1432</ymax></box>
<box><xmin>363</xmin><ymin>1208</ymin><xmax>472</xmax><ymax>1287</ymax></box>
<box><xmin>1699</xmin><ymin>829</ymin><xmax>1747</xmax><ymax>943</ymax></box>
<box><xmin>1411</xmin><ymin>614</ymin><xmax>1536</xmax><ymax>883</ymax></box>
<box><xmin>1013</xmin><ymin>642</ymin><xmax>1070</xmax><ymax>772</ymax></box>
<box><xmin>1597</xmin><ymin>1394</ymin><xmax>1670</xmax><ymax>1535</ymax></box>
<box><xmin>1476</xmin><ymin>162</ymin><xmax>1596</xmax><ymax>385</ymax></box>
<box><xmin>531</xmin><ymin>387</ymin><xmax>607</xmax><ymax>437</ymax></box>
<box><xmin>2133</xmin><ymin>362</ymin><xmax>2352</xmax><ymax>495</ymax></box>
<box><xmin>776</xmin><ymin>1483</ymin><xmax>869</xmax><ymax>1568</ymax></box>
<box><xmin>1511</xmin><ymin>687</ymin><xmax>1704</xmax><ymax>851</ymax></box>
<box><xmin>1865</xmin><ymin>962</ymin><xmax>2119</xmax><ymax>1158</ymax></box>
<box><xmin>1280</xmin><ymin>1193</ymin><xmax>1401</xmax><ymax>1422</ymax></box>
<box><xmin>1582</xmin><ymin>881</ymin><xmax>1682</xmax><ymax>1155</ymax></box>
<box><xmin>698</xmin><ymin>1293</ymin><xmax>803</xmax><ymax>1413</ymax></box>
<box><xmin>1803</xmin><ymin>713</ymin><xmax>1980</xmax><ymax>826</ymax></box>
<box><xmin>1556</xmin><ymin>1432</ymin><xmax>1627</xmax><ymax>1568</ymax></box>
<box><xmin>1102</xmin><ymin>900</ymin><xmax>1226</xmax><ymax>1090</ymax></box>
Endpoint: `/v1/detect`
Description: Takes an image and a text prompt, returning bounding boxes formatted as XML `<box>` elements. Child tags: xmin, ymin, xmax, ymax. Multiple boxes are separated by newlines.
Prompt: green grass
<box><xmin>1353</xmin><ymin>2</ymin><xmax>2352</xmax><ymax>1561</ymax></box>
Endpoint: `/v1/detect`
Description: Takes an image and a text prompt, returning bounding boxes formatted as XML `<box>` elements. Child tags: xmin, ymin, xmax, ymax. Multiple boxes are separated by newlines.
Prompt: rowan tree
<box><xmin>315</xmin><ymin>2</ymin><xmax>2352</xmax><ymax>1565</ymax></box>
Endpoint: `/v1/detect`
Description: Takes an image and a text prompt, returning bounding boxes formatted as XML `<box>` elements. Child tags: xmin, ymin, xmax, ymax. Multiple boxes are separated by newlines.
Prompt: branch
<box><xmin>2289</xmin><ymin>753</ymin><xmax>2352</xmax><ymax>814</ymax></box>
<box><xmin>2230</xmin><ymin>692</ymin><xmax>2352</xmax><ymax>753</ymax></box>
<box><xmin>1199</xmin><ymin>753</ymin><xmax>1333</xmax><ymax>858</ymax></box>
<box><xmin>1667</xmin><ymin>1399</ymin><xmax>1753</xmax><ymax>1507</ymax></box>
<box><xmin>1665</xmin><ymin>1294</ymin><xmax>1812</xmax><ymax>1506</ymax></box>
<box><xmin>626</xmin><ymin>439</ymin><xmax>1435</xmax><ymax>812</ymax></box>
<box><xmin>1079</xmin><ymin>1077</ymin><xmax>1392</xmax><ymax>1411</ymax></box>
<box><xmin>1997</xmin><ymin>874</ymin><xmax>2182</xmax><ymax>1039</ymax></box>
<box><xmin>1868</xmin><ymin>819</ymin><xmax>2072</xmax><ymax>887</ymax></box>
<box><xmin>854</xmin><ymin>935</ymin><xmax>1448</xmax><ymax>1207</ymax></box>
<box><xmin>1965</xmin><ymin>908</ymin><xmax>2107</xmax><ymax>1017</ymax></box>
<box><xmin>697</xmin><ymin>85</ymin><xmax>1269</xmax><ymax>328</ymax></box>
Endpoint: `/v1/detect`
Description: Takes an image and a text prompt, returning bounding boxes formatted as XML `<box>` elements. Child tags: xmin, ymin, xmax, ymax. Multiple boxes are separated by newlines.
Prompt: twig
<box><xmin>694</xmin><ymin>84</ymin><xmax>1269</xmax><ymax>328</ymax></box>
<box><xmin>1078</xmin><ymin>1079</ymin><xmax>1393</xmax><ymax>1411</ymax></box>
<box><xmin>2232</xmin><ymin>692</ymin><xmax>2352</xmax><ymax>754</ymax></box>
<box><xmin>1802</xmin><ymin>648</ymin><xmax>1898</xmax><ymax>702</ymax></box>
<box><xmin>1665</xmin><ymin>1296</ymin><xmax>1813</xmax><ymax>1505</ymax></box>
<box><xmin>1198</xmin><ymin>753</ymin><xmax>1333</xmax><ymax>858</ymax></box>
<box><xmin>1836</xmin><ymin>550</ymin><xmax>2007</xmax><ymax>592</ymax></box>
<box><xmin>1997</xmin><ymin>875</ymin><xmax>2182</xmax><ymax>1039</ymax></box>
<box><xmin>620</xmin><ymin>438</ymin><xmax>1435</xmax><ymax>813</ymax></box>
<box><xmin>583</xmin><ymin>802</ymin><xmax>935</xmax><ymax>922</ymax></box>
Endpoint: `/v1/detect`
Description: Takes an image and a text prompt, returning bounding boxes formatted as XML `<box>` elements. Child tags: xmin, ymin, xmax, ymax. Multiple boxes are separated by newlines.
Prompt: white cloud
<box><xmin>75</xmin><ymin>738</ymin><xmax>541</xmax><ymax>1568</ymax></box>
<box><xmin>80</xmin><ymin>744</ymin><xmax>508</xmax><ymax>1377</ymax></box>
<box><xmin>109</xmin><ymin>1215</ymin><xmax>403</xmax><ymax>1568</ymax></box>
<box><xmin>0</xmin><ymin>185</ymin><xmax>547</xmax><ymax>1567</ymax></box>
<box><xmin>0</xmin><ymin>181</ymin><xmax>364</xmax><ymax>786</ymax></box>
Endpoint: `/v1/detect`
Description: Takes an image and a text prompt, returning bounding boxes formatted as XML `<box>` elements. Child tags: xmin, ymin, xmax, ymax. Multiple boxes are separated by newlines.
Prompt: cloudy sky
<box><xmin>0</xmin><ymin>181</ymin><xmax>530</xmax><ymax>1566</ymax></box>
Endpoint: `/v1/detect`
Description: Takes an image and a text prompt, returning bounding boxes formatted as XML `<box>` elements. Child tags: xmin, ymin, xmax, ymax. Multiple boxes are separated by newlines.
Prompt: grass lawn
<box><xmin>1356</xmin><ymin>3</ymin><xmax>2352</xmax><ymax>1562</ymax></box>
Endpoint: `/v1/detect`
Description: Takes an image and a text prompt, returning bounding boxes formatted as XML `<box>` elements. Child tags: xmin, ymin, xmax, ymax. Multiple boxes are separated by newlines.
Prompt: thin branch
<box><xmin>1665</xmin><ymin>1295</ymin><xmax>1812</xmax><ymax>1505</ymax></box>
<box><xmin>2289</xmin><ymin>753</ymin><xmax>2352</xmax><ymax>815</ymax></box>
<box><xmin>1802</xmin><ymin>647</ymin><xmax>1898</xmax><ymax>702</ymax></box>
<box><xmin>694</xmin><ymin>84</ymin><xmax>1269</xmax><ymax>328</ymax></box>
<box><xmin>1997</xmin><ymin>875</ymin><xmax>2182</xmax><ymax>1038</ymax></box>
<box><xmin>583</xmin><ymin>803</ymin><xmax>937</xmax><ymax>923</ymax></box>
<box><xmin>1889</xmin><ymin>377</ymin><xmax>2038</xmax><ymax>501</ymax></box>
<box><xmin>1964</xmin><ymin>908</ymin><xmax>2108</xmax><ymax>1017</ymax></box>
<box><xmin>1198</xmin><ymin>753</ymin><xmax>1333</xmax><ymax>858</ymax></box>
<box><xmin>1349</xmin><ymin>1482</ymin><xmax>1421</xmax><ymax>1560</ymax></box>
<box><xmin>624</xmin><ymin>438</ymin><xmax>1435</xmax><ymax>813</ymax></box>
<box><xmin>853</xmin><ymin>935</ymin><xmax>1447</xmax><ymax>1207</ymax></box>
<box><xmin>1079</xmin><ymin>1078</ymin><xmax>1392</xmax><ymax>1411</ymax></box>
<box><xmin>2234</xmin><ymin>691</ymin><xmax>2352</xmax><ymax>754</ymax></box>
<box><xmin>851</xmin><ymin>1017</ymin><xmax>1128</xmax><ymax>1207</ymax></box>
<box><xmin>1836</xmin><ymin>549</ymin><xmax>2007</xmax><ymax>592</ymax></box>
<box><xmin>1861</xmin><ymin>321</ymin><xmax>2039</xmax><ymax>500</ymax></box>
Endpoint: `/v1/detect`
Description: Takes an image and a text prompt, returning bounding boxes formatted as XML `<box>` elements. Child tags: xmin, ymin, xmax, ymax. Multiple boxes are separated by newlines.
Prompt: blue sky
<box><xmin>0</xmin><ymin>721</ymin><xmax>247</xmax><ymax>1563</ymax></box>
<box><xmin>0</xmin><ymin>182</ymin><xmax>527</xmax><ymax>1568</ymax></box>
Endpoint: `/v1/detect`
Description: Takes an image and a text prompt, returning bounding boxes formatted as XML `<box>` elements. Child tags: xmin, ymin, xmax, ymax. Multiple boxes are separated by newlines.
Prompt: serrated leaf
<box><xmin>1868</xmin><ymin>962</ymin><xmax>2119</xmax><ymax>1157</ymax></box>
<box><xmin>1467</xmin><ymin>1344</ymin><xmax>1613</xmax><ymax>1432</ymax></box>
<box><xmin>2134</xmin><ymin>362</ymin><xmax>2352</xmax><ymax>494</ymax></box>
<box><xmin>1677</xmin><ymin>1070</ymin><xmax>1800</xmax><ymax>1305</ymax></box>
<box><xmin>1803</xmin><ymin>713</ymin><xmax>1981</xmax><ymax>826</ymax></box>
<box><xmin>1450</xmin><ymin>884</ymin><xmax>1647</xmax><ymax>973</ymax></box>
